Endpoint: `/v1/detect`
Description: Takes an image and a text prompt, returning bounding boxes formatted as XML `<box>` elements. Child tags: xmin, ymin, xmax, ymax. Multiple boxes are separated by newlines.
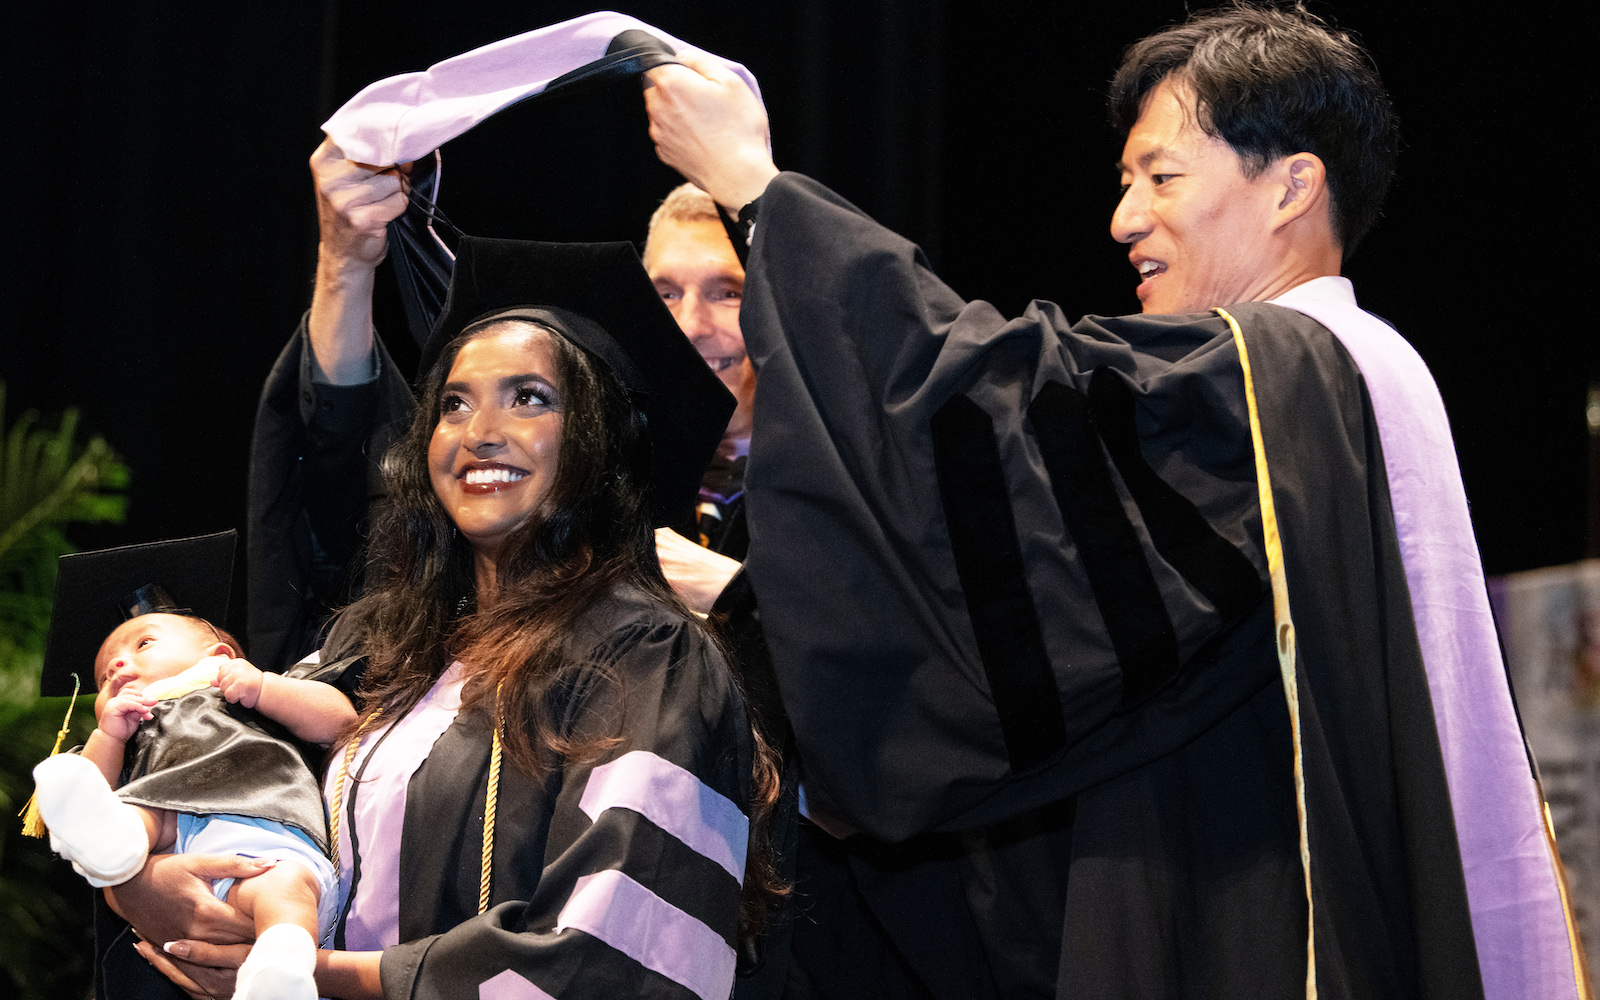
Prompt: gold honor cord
<box><xmin>1215</xmin><ymin>307</ymin><xmax>1316</xmax><ymax>999</ymax></box>
<box><xmin>326</xmin><ymin>711</ymin><xmax>374</xmax><ymax>877</ymax></box>
<box><xmin>479</xmin><ymin>710</ymin><xmax>503</xmax><ymax>915</ymax></box>
<box><xmin>328</xmin><ymin>687</ymin><xmax>504</xmax><ymax>917</ymax></box>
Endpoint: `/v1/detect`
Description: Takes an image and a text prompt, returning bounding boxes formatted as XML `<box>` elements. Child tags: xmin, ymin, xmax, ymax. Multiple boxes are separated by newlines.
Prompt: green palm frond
<box><xmin>0</xmin><ymin>380</ymin><xmax>127</xmax><ymax>998</ymax></box>
<box><xmin>0</xmin><ymin>382</ymin><xmax>129</xmax><ymax>690</ymax></box>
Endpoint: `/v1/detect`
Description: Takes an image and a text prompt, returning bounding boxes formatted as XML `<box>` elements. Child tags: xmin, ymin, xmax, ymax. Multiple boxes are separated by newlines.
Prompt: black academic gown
<box><xmin>315</xmin><ymin>588</ymin><xmax>755</xmax><ymax>1000</ymax></box>
<box><xmin>735</xmin><ymin>173</ymin><xmax>1483</xmax><ymax>1000</ymax></box>
<box><xmin>116</xmin><ymin>684</ymin><xmax>329</xmax><ymax>851</ymax></box>
<box><xmin>247</xmin><ymin>314</ymin><xmax>413</xmax><ymax>674</ymax></box>
<box><xmin>245</xmin><ymin>318</ymin><xmax>806</xmax><ymax>999</ymax></box>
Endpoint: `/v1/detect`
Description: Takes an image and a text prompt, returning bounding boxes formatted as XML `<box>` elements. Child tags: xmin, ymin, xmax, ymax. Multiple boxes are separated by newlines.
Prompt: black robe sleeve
<box><xmin>247</xmin><ymin>315</ymin><xmax>412</xmax><ymax>671</ymax></box>
<box><xmin>739</xmin><ymin>173</ymin><xmax>1275</xmax><ymax>841</ymax></box>
<box><xmin>374</xmin><ymin>593</ymin><xmax>755</xmax><ymax>1000</ymax></box>
<box><xmin>737</xmin><ymin>174</ymin><xmax>1482</xmax><ymax>998</ymax></box>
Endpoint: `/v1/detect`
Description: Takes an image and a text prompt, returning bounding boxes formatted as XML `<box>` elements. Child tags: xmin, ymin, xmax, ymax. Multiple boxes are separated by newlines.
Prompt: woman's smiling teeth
<box><xmin>463</xmin><ymin>467</ymin><xmax>527</xmax><ymax>485</ymax></box>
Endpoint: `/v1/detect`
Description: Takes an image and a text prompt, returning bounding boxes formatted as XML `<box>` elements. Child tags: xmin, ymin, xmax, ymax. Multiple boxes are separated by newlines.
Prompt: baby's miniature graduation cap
<box><xmin>39</xmin><ymin>530</ymin><xmax>236</xmax><ymax>698</ymax></box>
<box><xmin>422</xmin><ymin>236</ymin><xmax>735</xmax><ymax>529</ymax></box>
<box><xmin>21</xmin><ymin>530</ymin><xmax>236</xmax><ymax>837</ymax></box>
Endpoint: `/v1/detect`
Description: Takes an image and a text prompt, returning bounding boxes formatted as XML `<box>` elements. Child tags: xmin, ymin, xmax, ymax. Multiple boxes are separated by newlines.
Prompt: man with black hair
<box><xmin>644</xmin><ymin>4</ymin><xmax>1584</xmax><ymax>999</ymax></box>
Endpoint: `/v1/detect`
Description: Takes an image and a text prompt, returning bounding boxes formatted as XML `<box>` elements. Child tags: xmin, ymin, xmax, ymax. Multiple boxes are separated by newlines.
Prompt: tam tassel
<box><xmin>19</xmin><ymin>673</ymin><xmax>82</xmax><ymax>838</ymax></box>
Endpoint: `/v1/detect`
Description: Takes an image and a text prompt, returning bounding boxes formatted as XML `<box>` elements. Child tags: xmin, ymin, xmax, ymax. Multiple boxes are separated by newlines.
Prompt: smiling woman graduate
<box><xmin>117</xmin><ymin>235</ymin><xmax>781</xmax><ymax>1000</ymax></box>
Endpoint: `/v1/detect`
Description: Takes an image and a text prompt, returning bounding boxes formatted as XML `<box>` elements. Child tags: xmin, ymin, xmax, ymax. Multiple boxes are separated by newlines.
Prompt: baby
<box><xmin>32</xmin><ymin>611</ymin><xmax>355</xmax><ymax>1000</ymax></box>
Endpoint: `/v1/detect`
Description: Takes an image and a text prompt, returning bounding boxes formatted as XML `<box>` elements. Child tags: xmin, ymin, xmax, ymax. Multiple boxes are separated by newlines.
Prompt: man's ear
<box><xmin>1273</xmin><ymin>152</ymin><xmax>1329</xmax><ymax>226</ymax></box>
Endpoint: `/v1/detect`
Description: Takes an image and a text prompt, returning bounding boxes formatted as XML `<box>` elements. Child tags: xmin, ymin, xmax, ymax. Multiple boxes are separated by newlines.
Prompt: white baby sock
<box><xmin>233</xmin><ymin>924</ymin><xmax>318</xmax><ymax>1000</ymax></box>
<box><xmin>32</xmin><ymin>753</ymin><xmax>149</xmax><ymax>887</ymax></box>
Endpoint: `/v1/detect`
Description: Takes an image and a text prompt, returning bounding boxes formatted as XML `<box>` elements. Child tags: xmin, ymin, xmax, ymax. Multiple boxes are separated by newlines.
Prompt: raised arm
<box><xmin>306</xmin><ymin>138</ymin><xmax>409</xmax><ymax>384</ymax></box>
<box><xmin>643</xmin><ymin>53</ymin><xmax>779</xmax><ymax>214</ymax></box>
<box><xmin>671</xmin><ymin>167</ymin><xmax>1279</xmax><ymax>842</ymax></box>
<box><xmin>247</xmin><ymin>142</ymin><xmax>417</xmax><ymax>671</ymax></box>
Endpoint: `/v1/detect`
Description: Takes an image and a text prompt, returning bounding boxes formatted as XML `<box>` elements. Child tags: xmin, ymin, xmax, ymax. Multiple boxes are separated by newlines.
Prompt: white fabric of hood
<box><xmin>322</xmin><ymin>10</ymin><xmax>765</xmax><ymax>167</ymax></box>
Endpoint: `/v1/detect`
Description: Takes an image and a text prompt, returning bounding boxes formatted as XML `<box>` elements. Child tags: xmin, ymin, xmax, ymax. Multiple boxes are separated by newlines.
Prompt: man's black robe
<box><xmin>735</xmin><ymin>173</ymin><xmax>1483</xmax><ymax>999</ymax></box>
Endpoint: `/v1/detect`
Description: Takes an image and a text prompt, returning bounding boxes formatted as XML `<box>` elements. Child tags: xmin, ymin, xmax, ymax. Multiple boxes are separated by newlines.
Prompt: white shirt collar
<box><xmin>1267</xmin><ymin>274</ymin><xmax>1357</xmax><ymax>309</ymax></box>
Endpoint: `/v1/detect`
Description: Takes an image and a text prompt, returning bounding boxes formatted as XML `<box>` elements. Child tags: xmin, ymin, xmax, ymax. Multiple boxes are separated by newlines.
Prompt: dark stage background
<box><xmin>3</xmin><ymin>1</ymin><xmax>1595</xmax><ymax>645</ymax></box>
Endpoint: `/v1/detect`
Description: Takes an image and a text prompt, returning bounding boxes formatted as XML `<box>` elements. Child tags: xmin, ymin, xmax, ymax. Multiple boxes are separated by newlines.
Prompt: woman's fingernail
<box><xmin>163</xmin><ymin>940</ymin><xmax>191</xmax><ymax>958</ymax></box>
<box><xmin>251</xmin><ymin>857</ymin><xmax>278</xmax><ymax>868</ymax></box>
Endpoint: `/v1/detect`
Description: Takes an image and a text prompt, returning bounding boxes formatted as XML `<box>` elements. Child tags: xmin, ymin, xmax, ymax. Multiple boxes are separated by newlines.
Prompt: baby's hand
<box><xmin>213</xmin><ymin>658</ymin><xmax>265</xmax><ymax>709</ymax></box>
<box><xmin>100</xmin><ymin>688</ymin><xmax>157</xmax><ymax>743</ymax></box>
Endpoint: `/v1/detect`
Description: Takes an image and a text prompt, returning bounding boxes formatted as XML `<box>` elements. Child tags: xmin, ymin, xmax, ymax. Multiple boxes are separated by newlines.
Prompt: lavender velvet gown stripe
<box><xmin>325</xmin><ymin>661</ymin><xmax>468</xmax><ymax>952</ymax></box>
<box><xmin>555</xmin><ymin>869</ymin><xmax>737</xmax><ymax>1000</ymax></box>
<box><xmin>578</xmin><ymin>750</ymin><xmax>749</xmax><ymax>882</ymax></box>
<box><xmin>1269</xmin><ymin>278</ymin><xmax>1576</xmax><ymax>1000</ymax></box>
<box><xmin>479</xmin><ymin>968</ymin><xmax>559</xmax><ymax>1000</ymax></box>
<box><xmin>321</xmin><ymin>11</ymin><xmax>764</xmax><ymax>167</ymax></box>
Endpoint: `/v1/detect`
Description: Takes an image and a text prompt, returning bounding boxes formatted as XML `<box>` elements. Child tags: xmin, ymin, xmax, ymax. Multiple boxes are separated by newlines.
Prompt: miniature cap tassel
<box><xmin>19</xmin><ymin>672</ymin><xmax>82</xmax><ymax>838</ymax></box>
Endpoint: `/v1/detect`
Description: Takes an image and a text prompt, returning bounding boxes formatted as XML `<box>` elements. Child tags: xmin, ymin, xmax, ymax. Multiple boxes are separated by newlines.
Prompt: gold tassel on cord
<box><xmin>18</xmin><ymin>673</ymin><xmax>83</xmax><ymax>838</ymax></box>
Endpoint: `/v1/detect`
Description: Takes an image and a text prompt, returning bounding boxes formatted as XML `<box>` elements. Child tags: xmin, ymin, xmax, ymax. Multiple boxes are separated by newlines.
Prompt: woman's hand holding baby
<box><xmin>106</xmin><ymin>852</ymin><xmax>263</xmax><ymax>998</ymax></box>
<box><xmin>214</xmin><ymin>658</ymin><xmax>266</xmax><ymax>709</ymax></box>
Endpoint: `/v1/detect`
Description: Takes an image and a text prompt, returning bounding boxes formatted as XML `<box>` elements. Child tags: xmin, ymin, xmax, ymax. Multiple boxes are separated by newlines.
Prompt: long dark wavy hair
<box><xmin>341</xmin><ymin>319</ymin><xmax>784</xmax><ymax>932</ymax></box>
